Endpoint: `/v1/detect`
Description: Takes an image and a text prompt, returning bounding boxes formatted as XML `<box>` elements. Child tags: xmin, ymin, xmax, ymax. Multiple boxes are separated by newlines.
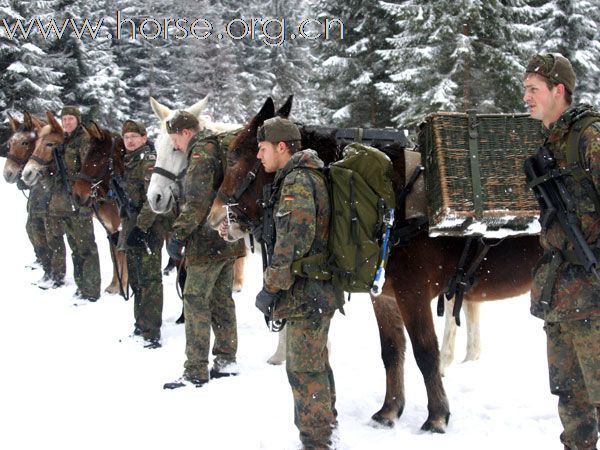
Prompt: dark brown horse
<box><xmin>3</xmin><ymin>112</ymin><xmax>45</xmax><ymax>183</ymax></box>
<box><xmin>21</xmin><ymin>112</ymin><xmax>128</xmax><ymax>295</ymax></box>
<box><xmin>207</xmin><ymin>96</ymin><xmax>542</xmax><ymax>433</ymax></box>
<box><xmin>71</xmin><ymin>123</ymin><xmax>129</xmax><ymax>296</ymax></box>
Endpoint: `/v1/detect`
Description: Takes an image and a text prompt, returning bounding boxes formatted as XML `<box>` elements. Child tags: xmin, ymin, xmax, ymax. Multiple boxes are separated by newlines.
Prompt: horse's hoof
<box><xmin>420</xmin><ymin>415</ymin><xmax>449</xmax><ymax>434</ymax></box>
<box><xmin>266</xmin><ymin>356</ymin><xmax>285</xmax><ymax>365</ymax></box>
<box><xmin>370</xmin><ymin>413</ymin><xmax>395</xmax><ymax>428</ymax></box>
<box><xmin>104</xmin><ymin>285</ymin><xmax>119</xmax><ymax>294</ymax></box>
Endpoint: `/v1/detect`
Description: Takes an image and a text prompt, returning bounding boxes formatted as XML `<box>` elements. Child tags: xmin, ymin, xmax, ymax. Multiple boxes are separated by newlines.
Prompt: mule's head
<box><xmin>22</xmin><ymin>111</ymin><xmax>64</xmax><ymax>187</ymax></box>
<box><xmin>207</xmin><ymin>96</ymin><xmax>296</xmax><ymax>241</ymax></box>
<box><xmin>72</xmin><ymin>122</ymin><xmax>115</xmax><ymax>207</ymax></box>
<box><xmin>3</xmin><ymin>112</ymin><xmax>45</xmax><ymax>183</ymax></box>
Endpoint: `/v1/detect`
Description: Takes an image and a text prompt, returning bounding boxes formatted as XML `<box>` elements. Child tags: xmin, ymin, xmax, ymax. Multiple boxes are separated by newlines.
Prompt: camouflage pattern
<box><xmin>530</xmin><ymin>105</ymin><xmax>600</xmax><ymax>322</ymax></box>
<box><xmin>171</xmin><ymin>132</ymin><xmax>245</xmax><ymax>263</ymax></box>
<box><xmin>118</xmin><ymin>143</ymin><xmax>172</xmax><ymax>340</ymax></box>
<box><xmin>43</xmin><ymin>123</ymin><xmax>100</xmax><ymax>299</ymax></box>
<box><xmin>264</xmin><ymin>150</ymin><xmax>342</xmax><ymax>449</ymax></box>
<box><xmin>25</xmin><ymin>182</ymin><xmax>59</xmax><ymax>277</ymax></box>
<box><xmin>182</xmin><ymin>260</ymin><xmax>238</xmax><ymax>380</ymax></box>
<box><xmin>545</xmin><ymin>318</ymin><xmax>600</xmax><ymax>450</ymax></box>
<box><xmin>265</xmin><ymin>150</ymin><xmax>344</xmax><ymax>320</ymax></box>
<box><xmin>45</xmin><ymin>214</ymin><xmax>100</xmax><ymax>299</ymax></box>
<box><xmin>173</xmin><ymin>131</ymin><xmax>243</xmax><ymax>380</ymax></box>
<box><xmin>530</xmin><ymin>105</ymin><xmax>600</xmax><ymax>450</ymax></box>
<box><xmin>286</xmin><ymin>313</ymin><xmax>337</xmax><ymax>449</ymax></box>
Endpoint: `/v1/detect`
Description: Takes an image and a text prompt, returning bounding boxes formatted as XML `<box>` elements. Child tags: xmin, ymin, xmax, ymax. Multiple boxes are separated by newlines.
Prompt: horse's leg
<box><xmin>440</xmin><ymin>297</ymin><xmax>457</xmax><ymax>376</ymax></box>
<box><xmin>370</xmin><ymin>294</ymin><xmax>407</xmax><ymax>427</ymax></box>
<box><xmin>397</xmin><ymin>295</ymin><xmax>450</xmax><ymax>433</ymax></box>
<box><xmin>463</xmin><ymin>300</ymin><xmax>481</xmax><ymax>363</ymax></box>
<box><xmin>267</xmin><ymin>327</ymin><xmax>287</xmax><ymax>365</ymax></box>
<box><xmin>232</xmin><ymin>256</ymin><xmax>245</xmax><ymax>293</ymax></box>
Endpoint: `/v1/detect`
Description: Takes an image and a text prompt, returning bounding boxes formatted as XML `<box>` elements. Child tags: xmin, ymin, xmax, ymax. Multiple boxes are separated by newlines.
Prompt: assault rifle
<box><xmin>52</xmin><ymin>145</ymin><xmax>75</xmax><ymax>212</ymax></box>
<box><xmin>524</xmin><ymin>145</ymin><xmax>600</xmax><ymax>282</ymax></box>
<box><xmin>260</xmin><ymin>183</ymin><xmax>275</xmax><ymax>270</ymax></box>
<box><xmin>109</xmin><ymin>175</ymin><xmax>136</xmax><ymax>220</ymax></box>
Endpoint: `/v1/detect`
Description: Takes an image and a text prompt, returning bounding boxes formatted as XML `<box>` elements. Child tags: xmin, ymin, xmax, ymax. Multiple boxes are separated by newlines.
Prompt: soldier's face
<box><xmin>123</xmin><ymin>132</ymin><xmax>147</xmax><ymax>152</ymax></box>
<box><xmin>61</xmin><ymin>115</ymin><xmax>78</xmax><ymax>134</ymax></box>
<box><xmin>523</xmin><ymin>74</ymin><xmax>563</xmax><ymax>126</ymax></box>
<box><xmin>257</xmin><ymin>141</ymin><xmax>285</xmax><ymax>173</ymax></box>
<box><xmin>169</xmin><ymin>130</ymin><xmax>193</xmax><ymax>152</ymax></box>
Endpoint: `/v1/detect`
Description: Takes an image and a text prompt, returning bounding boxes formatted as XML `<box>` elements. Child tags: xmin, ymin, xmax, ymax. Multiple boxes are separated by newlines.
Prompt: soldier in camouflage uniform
<box><xmin>254</xmin><ymin>117</ymin><xmax>344</xmax><ymax>450</ymax></box>
<box><xmin>162</xmin><ymin>111</ymin><xmax>245</xmax><ymax>389</ymax></box>
<box><xmin>118</xmin><ymin>120</ymin><xmax>173</xmax><ymax>348</ymax></box>
<box><xmin>44</xmin><ymin>105</ymin><xmax>100</xmax><ymax>301</ymax></box>
<box><xmin>524</xmin><ymin>54</ymin><xmax>600</xmax><ymax>450</ymax></box>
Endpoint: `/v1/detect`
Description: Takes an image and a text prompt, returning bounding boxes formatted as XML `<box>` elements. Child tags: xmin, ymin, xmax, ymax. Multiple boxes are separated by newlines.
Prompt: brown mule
<box><xmin>207</xmin><ymin>96</ymin><xmax>542</xmax><ymax>433</ymax></box>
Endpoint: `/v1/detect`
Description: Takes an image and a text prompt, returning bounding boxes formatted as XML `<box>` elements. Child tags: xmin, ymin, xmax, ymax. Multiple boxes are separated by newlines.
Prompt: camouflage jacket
<box><xmin>531</xmin><ymin>104</ymin><xmax>600</xmax><ymax>322</ymax></box>
<box><xmin>119</xmin><ymin>143</ymin><xmax>173</xmax><ymax>249</ymax></box>
<box><xmin>27</xmin><ymin>182</ymin><xmax>50</xmax><ymax>217</ymax></box>
<box><xmin>265</xmin><ymin>150</ymin><xmax>343</xmax><ymax>320</ymax></box>
<box><xmin>46</xmin><ymin>124</ymin><xmax>90</xmax><ymax>216</ymax></box>
<box><xmin>171</xmin><ymin>132</ymin><xmax>244</xmax><ymax>264</ymax></box>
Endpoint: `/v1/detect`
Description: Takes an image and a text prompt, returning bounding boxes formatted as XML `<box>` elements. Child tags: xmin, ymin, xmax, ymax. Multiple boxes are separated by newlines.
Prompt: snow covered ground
<box><xmin>0</xmin><ymin>179</ymin><xmax>563</xmax><ymax>450</ymax></box>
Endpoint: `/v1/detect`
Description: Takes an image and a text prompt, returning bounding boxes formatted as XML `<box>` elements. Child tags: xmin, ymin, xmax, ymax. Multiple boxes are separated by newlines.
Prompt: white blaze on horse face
<box><xmin>147</xmin><ymin>131</ymin><xmax>187</xmax><ymax>214</ymax></box>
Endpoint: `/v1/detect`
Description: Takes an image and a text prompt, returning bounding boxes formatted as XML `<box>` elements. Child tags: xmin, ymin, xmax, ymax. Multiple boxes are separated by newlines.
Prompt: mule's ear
<box><xmin>7</xmin><ymin>112</ymin><xmax>20</xmax><ymax>132</ymax></box>
<box><xmin>276</xmin><ymin>95</ymin><xmax>294</xmax><ymax>118</ymax></box>
<box><xmin>23</xmin><ymin>111</ymin><xmax>34</xmax><ymax>130</ymax></box>
<box><xmin>187</xmin><ymin>95</ymin><xmax>209</xmax><ymax>118</ymax></box>
<box><xmin>30</xmin><ymin>115</ymin><xmax>46</xmax><ymax>130</ymax></box>
<box><xmin>87</xmin><ymin>121</ymin><xmax>103</xmax><ymax>140</ymax></box>
<box><xmin>46</xmin><ymin>111</ymin><xmax>62</xmax><ymax>132</ymax></box>
<box><xmin>150</xmin><ymin>96</ymin><xmax>171</xmax><ymax>121</ymax></box>
<box><xmin>256</xmin><ymin>97</ymin><xmax>275</xmax><ymax>126</ymax></box>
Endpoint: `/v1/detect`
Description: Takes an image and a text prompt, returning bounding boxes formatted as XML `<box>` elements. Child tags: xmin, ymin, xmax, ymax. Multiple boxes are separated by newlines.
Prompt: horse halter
<box><xmin>76</xmin><ymin>139</ymin><xmax>116</xmax><ymax>198</ymax></box>
<box><xmin>216</xmin><ymin>159</ymin><xmax>263</xmax><ymax>226</ymax></box>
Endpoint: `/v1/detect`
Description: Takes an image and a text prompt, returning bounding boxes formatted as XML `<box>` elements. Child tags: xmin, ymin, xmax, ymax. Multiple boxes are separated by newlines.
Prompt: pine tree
<box><xmin>309</xmin><ymin>0</ymin><xmax>396</xmax><ymax>127</ymax></box>
<box><xmin>530</xmin><ymin>0</ymin><xmax>600</xmax><ymax>105</ymax></box>
<box><xmin>381</xmin><ymin>0</ymin><xmax>541</xmax><ymax>127</ymax></box>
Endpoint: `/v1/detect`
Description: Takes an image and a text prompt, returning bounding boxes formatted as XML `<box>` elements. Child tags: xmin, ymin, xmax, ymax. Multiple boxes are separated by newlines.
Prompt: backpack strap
<box><xmin>565</xmin><ymin>116</ymin><xmax>600</xmax><ymax>216</ymax></box>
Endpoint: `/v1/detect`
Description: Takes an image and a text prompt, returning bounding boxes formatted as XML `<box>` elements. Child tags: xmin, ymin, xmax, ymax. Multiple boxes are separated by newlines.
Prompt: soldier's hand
<box><xmin>126</xmin><ymin>226</ymin><xmax>147</xmax><ymax>248</ymax></box>
<box><xmin>166</xmin><ymin>236</ymin><xmax>184</xmax><ymax>262</ymax></box>
<box><xmin>255</xmin><ymin>288</ymin><xmax>279</xmax><ymax>316</ymax></box>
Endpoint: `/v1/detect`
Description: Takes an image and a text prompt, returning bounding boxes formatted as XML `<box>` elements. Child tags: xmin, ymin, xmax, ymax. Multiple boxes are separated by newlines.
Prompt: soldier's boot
<box><xmin>163</xmin><ymin>372</ymin><xmax>208</xmax><ymax>390</ymax></box>
<box><xmin>210</xmin><ymin>356</ymin><xmax>238</xmax><ymax>379</ymax></box>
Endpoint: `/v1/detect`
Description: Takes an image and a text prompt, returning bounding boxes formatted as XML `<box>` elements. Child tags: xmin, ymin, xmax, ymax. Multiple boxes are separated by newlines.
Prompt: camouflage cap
<box><xmin>257</xmin><ymin>117</ymin><xmax>301</xmax><ymax>143</ymax></box>
<box><xmin>60</xmin><ymin>105</ymin><xmax>81</xmax><ymax>120</ymax></box>
<box><xmin>525</xmin><ymin>53</ymin><xmax>576</xmax><ymax>94</ymax></box>
<box><xmin>121</xmin><ymin>119</ymin><xmax>147</xmax><ymax>136</ymax></box>
<box><xmin>166</xmin><ymin>111</ymin><xmax>199</xmax><ymax>134</ymax></box>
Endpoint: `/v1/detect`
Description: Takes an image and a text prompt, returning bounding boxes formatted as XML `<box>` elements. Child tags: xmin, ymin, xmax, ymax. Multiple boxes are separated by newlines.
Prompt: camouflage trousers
<box><xmin>286</xmin><ymin>311</ymin><xmax>337</xmax><ymax>450</ymax></box>
<box><xmin>545</xmin><ymin>318</ymin><xmax>600</xmax><ymax>450</ymax></box>
<box><xmin>128</xmin><ymin>236</ymin><xmax>164</xmax><ymax>340</ymax></box>
<box><xmin>45</xmin><ymin>214</ymin><xmax>100</xmax><ymax>299</ymax></box>
<box><xmin>183</xmin><ymin>259</ymin><xmax>238</xmax><ymax>380</ymax></box>
<box><xmin>26</xmin><ymin>212</ymin><xmax>55</xmax><ymax>276</ymax></box>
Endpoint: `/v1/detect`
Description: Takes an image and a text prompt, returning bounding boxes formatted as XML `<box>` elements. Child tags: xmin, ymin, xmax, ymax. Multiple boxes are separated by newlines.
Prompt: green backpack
<box><xmin>290</xmin><ymin>143</ymin><xmax>396</xmax><ymax>294</ymax></box>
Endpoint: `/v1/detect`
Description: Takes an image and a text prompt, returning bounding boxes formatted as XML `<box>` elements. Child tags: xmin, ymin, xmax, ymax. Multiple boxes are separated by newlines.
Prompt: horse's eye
<box><xmin>21</xmin><ymin>141</ymin><xmax>27</xmax><ymax>146</ymax></box>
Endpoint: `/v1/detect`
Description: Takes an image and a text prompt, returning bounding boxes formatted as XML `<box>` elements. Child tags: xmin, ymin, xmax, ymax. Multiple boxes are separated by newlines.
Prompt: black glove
<box><xmin>255</xmin><ymin>288</ymin><xmax>279</xmax><ymax>316</ymax></box>
<box><xmin>166</xmin><ymin>236</ymin><xmax>185</xmax><ymax>261</ymax></box>
<box><xmin>16</xmin><ymin>178</ymin><xmax>29</xmax><ymax>191</ymax></box>
<box><xmin>126</xmin><ymin>226</ymin><xmax>148</xmax><ymax>248</ymax></box>
<box><xmin>108</xmin><ymin>231</ymin><xmax>120</xmax><ymax>246</ymax></box>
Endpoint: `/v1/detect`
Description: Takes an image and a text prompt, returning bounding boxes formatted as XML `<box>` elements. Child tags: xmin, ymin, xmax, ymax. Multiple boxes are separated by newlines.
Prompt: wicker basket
<box><xmin>418</xmin><ymin>111</ymin><xmax>543</xmax><ymax>237</ymax></box>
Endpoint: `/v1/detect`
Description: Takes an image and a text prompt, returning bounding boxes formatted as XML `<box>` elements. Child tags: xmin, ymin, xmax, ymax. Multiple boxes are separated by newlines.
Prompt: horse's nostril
<box><xmin>156</xmin><ymin>194</ymin><xmax>161</xmax><ymax>204</ymax></box>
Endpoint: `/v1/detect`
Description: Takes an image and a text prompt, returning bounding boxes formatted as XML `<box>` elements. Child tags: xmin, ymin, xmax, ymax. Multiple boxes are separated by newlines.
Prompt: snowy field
<box><xmin>0</xmin><ymin>179</ymin><xmax>563</xmax><ymax>450</ymax></box>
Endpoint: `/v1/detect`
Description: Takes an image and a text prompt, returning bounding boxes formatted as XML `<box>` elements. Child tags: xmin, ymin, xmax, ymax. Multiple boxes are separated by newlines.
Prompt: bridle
<box><xmin>216</xmin><ymin>159</ymin><xmax>263</xmax><ymax>228</ymax></box>
<box><xmin>76</xmin><ymin>138</ymin><xmax>116</xmax><ymax>199</ymax></box>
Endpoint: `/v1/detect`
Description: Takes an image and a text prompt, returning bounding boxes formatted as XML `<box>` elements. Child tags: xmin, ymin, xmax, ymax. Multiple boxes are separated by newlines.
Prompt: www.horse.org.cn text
<box><xmin>1</xmin><ymin>12</ymin><xmax>346</xmax><ymax>46</ymax></box>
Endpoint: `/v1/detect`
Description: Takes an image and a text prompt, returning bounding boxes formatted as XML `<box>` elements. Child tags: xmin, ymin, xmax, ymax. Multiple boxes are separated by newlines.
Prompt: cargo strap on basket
<box><xmin>436</xmin><ymin>236</ymin><xmax>494</xmax><ymax>326</ymax></box>
<box><xmin>467</xmin><ymin>110</ymin><xmax>483</xmax><ymax>218</ymax></box>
